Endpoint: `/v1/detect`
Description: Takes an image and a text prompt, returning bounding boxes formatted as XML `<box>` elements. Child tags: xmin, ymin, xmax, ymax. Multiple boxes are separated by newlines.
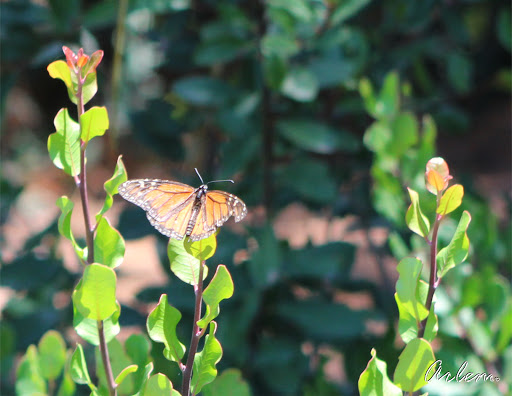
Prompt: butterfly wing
<box><xmin>118</xmin><ymin>179</ymin><xmax>197</xmax><ymax>239</ymax></box>
<box><xmin>187</xmin><ymin>190</ymin><xmax>247</xmax><ymax>241</ymax></box>
<box><xmin>119</xmin><ymin>180</ymin><xmax>247</xmax><ymax>241</ymax></box>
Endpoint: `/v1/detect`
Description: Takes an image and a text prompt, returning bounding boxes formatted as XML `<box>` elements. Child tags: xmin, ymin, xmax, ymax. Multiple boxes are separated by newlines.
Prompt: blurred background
<box><xmin>1</xmin><ymin>0</ymin><xmax>510</xmax><ymax>395</ymax></box>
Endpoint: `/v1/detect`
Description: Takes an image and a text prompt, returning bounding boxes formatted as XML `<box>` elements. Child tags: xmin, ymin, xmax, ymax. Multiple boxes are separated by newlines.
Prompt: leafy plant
<box><xmin>13</xmin><ymin>46</ymin><xmax>251</xmax><ymax>396</ymax></box>
<box><xmin>359</xmin><ymin>157</ymin><xmax>509</xmax><ymax>395</ymax></box>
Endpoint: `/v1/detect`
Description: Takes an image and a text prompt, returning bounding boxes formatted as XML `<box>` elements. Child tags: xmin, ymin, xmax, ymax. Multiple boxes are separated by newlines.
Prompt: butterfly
<box><xmin>118</xmin><ymin>169</ymin><xmax>247</xmax><ymax>241</ymax></box>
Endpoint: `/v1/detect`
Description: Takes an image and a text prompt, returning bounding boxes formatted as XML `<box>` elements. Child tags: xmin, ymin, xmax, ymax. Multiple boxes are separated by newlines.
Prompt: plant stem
<box><xmin>75</xmin><ymin>73</ymin><xmax>117</xmax><ymax>396</ymax></box>
<box><xmin>419</xmin><ymin>214</ymin><xmax>441</xmax><ymax>338</ymax></box>
<box><xmin>181</xmin><ymin>260</ymin><xmax>205</xmax><ymax>396</ymax></box>
<box><xmin>98</xmin><ymin>320</ymin><xmax>117</xmax><ymax>396</ymax></box>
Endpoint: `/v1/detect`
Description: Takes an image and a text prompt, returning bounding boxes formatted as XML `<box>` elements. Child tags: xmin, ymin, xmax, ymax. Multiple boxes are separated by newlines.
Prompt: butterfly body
<box><xmin>118</xmin><ymin>177</ymin><xmax>246</xmax><ymax>241</ymax></box>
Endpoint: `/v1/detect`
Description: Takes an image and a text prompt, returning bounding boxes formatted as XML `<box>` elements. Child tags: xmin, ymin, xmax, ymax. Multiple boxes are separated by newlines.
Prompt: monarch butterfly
<box><xmin>118</xmin><ymin>169</ymin><xmax>247</xmax><ymax>241</ymax></box>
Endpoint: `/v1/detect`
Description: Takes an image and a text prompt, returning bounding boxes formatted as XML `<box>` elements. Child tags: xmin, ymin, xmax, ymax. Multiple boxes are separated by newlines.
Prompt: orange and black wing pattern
<box><xmin>188</xmin><ymin>190</ymin><xmax>247</xmax><ymax>241</ymax></box>
<box><xmin>118</xmin><ymin>179</ymin><xmax>247</xmax><ymax>241</ymax></box>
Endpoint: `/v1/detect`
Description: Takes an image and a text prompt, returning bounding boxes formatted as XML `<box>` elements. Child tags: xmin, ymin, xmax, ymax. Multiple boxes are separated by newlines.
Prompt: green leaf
<box><xmin>496</xmin><ymin>303</ymin><xmax>512</xmax><ymax>353</ymax></box>
<box><xmin>80</xmin><ymin>106</ymin><xmax>109</xmax><ymax>143</ymax></box>
<box><xmin>394</xmin><ymin>338</ymin><xmax>436</xmax><ymax>392</ymax></box>
<box><xmin>133</xmin><ymin>362</ymin><xmax>154</xmax><ymax>396</ymax></box>
<box><xmin>115</xmin><ymin>365</ymin><xmax>138</xmax><ymax>387</ymax></box>
<box><xmin>278</xmin><ymin>157</ymin><xmax>338</xmax><ymax>204</ymax></box>
<box><xmin>73</xmin><ymin>301</ymin><xmax>120</xmax><ymax>345</ymax></box>
<box><xmin>406</xmin><ymin>188</ymin><xmax>430</xmax><ymax>238</ymax></box>
<box><xmin>389</xmin><ymin>112</ymin><xmax>419</xmax><ymax>156</ymax></box>
<box><xmin>332</xmin><ymin>0</ymin><xmax>371</xmax><ymax>25</ymax></box>
<box><xmin>437</xmin><ymin>210</ymin><xmax>471</xmax><ymax>277</ymax></box>
<box><xmin>377</xmin><ymin>71</ymin><xmax>400</xmax><ymax>119</ymax></box>
<box><xmin>197</xmin><ymin>265</ymin><xmax>234</xmax><ymax>329</ymax></box>
<box><xmin>96</xmin><ymin>156</ymin><xmax>128</xmax><ymax>221</ymax></box>
<box><xmin>72</xmin><ymin>263</ymin><xmax>117</xmax><ymax>321</ymax></box>
<box><xmin>146</xmin><ymin>294</ymin><xmax>186</xmax><ymax>363</ymax></box>
<box><xmin>202</xmin><ymin>368</ymin><xmax>251</xmax><ymax>396</ymax></box>
<box><xmin>268</xmin><ymin>0</ymin><xmax>313</xmax><ymax>22</ymax></box>
<box><xmin>363</xmin><ymin>121</ymin><xmax>392</xmax><ymax>153</ymax></box>
<box><xmin>69</xmin><ymin>344</ymin><xmax>92</xmax><ymax>385</ymax></box>
<box><xmin>38</xmin><ymin>330</ymin><xmax>67</xmax><ymax>380</ymax></box>
<box><xmin>358</xmin><ymin>348</ymin><xmax>402</xmax><ymax>396</ymax></box>
<box><xmin>48</xmin><ymin>60</ymin><xmax>77</xmax><ymax>104</ymax></box>
<box><xmin>184</xmin><ymin>233</ymin><xmax>217</xmax><ymax>261</ymax></box>
<box><xmin>48</xmin><ymin>60</ymin><xmax>72</xmax><ymax>91</ymax></box>
<box><xmin>95</xmin><ymin>338</ymin><xmax>133</xmax><ymax>395</ymax></box>
<box><xmin>144</xmin><ymin>373</ymin><xmax>174</xmax><ymax>396</ymax></box>
<box><xmin>191</xmin><ymin>322</ymin><xmax>223</xmax><ymax>394</ymax></box>
<box><xmin>281</xmin><ymin>67</ymin><xmax>319</xmax><ymax>102</ymax></box>
<box><xmin>16</xmin><ymin>345</ymin><xmax>46</xmax><ymax>395</ymax></box>
<box><xmin>264</xmin><ymin>55</ymin><xmax>287</xmax><ymax>90</ymax></box>
<box><xmin>56</xmin><ymin>196</ymin><xmax>86</xmax><ymax>261</ymax></box>
<box><xmin>48</xmin><ymin>108</ymin><xmax>81</xmax><ymax>176</ymax></box>
<box><xmin>168</xmin><ymin>239</ymin><xmax>208</xmax><ymax>285</ymax></box>
<box><xmin>277</xmin><ymin>118</ymin><xmax>360</xmax><ymax>154</ymax></box>
<box><xmin>262</xmin><ymin>34</ymin><xmax>299</xmax><ymax>58</ymax></box>
<box><xmin>195</xmin><ymin>40</ymin><xmax>252</xmax><ymax>66</ymax></box>
<box><xmin>284</xmin><ymin>242</ymin><xmax>355</xmax><ymax>280</ymax></box>
<box><xmin>437</xmin><ymin>184</ymin><xmax>464</xmax><ymax>216</ymax></box>
<box><xmin>359</xmin><ymin>77</ymin><xmax>376</xmax><ymax>117</ymax></box>
<box><xmin>82</xmin><ymin>71</ymin><xmax>99</xmax><ymax>106</ymax></box>
<box><xmin>275</xmin><ymin>299</ymin><xmax>366</xmax><ymax>342</ymax></box>
<box><xmin>56</xmin><ymin>353</ymin><xmax>76</xmax><ymax>396</ymax></box>
<box><xmin>94</xmin><ymin>217</ymin><xmax>125</xmax><ymax>268</ymax></box>
<box><xmin>125</xmin><ymin>334</ymin><xmax>151</xmax><ymax>392</ymax></box>
<box><xmin>173</xmin><ymin>76</ymin><xmax>232</xmax><ymax>107</ymax></box>
<box><xmin>395</xmin><ymin>257</ymin><xmax>429</xmax><ymax>343</ymax></box>
<box><xmin>447</xmin><ymin>52</ymin><xmax>472</xmax><ymax>94</ymax></box>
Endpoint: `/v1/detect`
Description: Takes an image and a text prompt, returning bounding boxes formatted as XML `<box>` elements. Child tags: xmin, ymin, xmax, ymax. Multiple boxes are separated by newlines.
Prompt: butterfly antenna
<box><xmin>195</xmin><ymin>168</ymin><xmax>234</xmax><ymax>185</ymax></box>
<box><xmin>194</xmin><ymin>168</ymin><xmax>205</xmax><ymax>184</ymax></box>
<box><xmin>208</xmin><ymin>179</ymin><xmax>235</xmax><ymax>185</ymax></box>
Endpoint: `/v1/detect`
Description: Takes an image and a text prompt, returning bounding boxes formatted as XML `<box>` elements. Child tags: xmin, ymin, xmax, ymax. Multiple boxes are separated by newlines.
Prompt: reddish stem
<box><xmin>181</xmin><ymin>260</ymin><xmax>205</xmax><ymax>396</ymax></box>
<box><xmin>74</xmin><ymin>70</ymin><xmax>116</xmax><ymax>396</ymax></box>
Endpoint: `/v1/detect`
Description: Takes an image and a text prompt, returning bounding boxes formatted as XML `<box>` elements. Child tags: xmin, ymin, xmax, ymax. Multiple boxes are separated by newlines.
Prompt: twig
<box><xmin>181</xmin><ymin>260</ymin><xmax>205</xmax><ymax>396</ymax></box>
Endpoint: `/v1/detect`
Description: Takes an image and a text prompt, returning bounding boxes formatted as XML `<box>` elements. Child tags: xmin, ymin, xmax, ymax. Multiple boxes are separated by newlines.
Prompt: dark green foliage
<box><xmin>1</xmin><ymin>0</ymin><xmax>510</xmax><ymax>395</ymax></box>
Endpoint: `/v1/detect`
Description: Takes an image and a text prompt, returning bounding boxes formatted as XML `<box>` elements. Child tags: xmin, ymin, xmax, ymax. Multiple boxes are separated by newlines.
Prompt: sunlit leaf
<box><xmin>168</xmin><ymin>239</ymin><xmax>208</xmax><ymax>285</ymax></box>
<box><xmin>437</xmin><ymin>184</ymin><xmax>464</xmax><ymax>216</ymax></box>
<box><xmin>393</xmin><ymin>338</ymin><xmax>436</xmax><ymax>392</ymax></box>
<box><xmin>56</xmin><ymin>196</ymin><xmax>86</xmax><ymax>261</ymax></box>
<box><xmin>191</xmin><ymin>322</ymin><xmax>223</xmax><ymax>394</ymax></box>
<box><xmin>202</xmin><ymin>368</ymin><xmax>251</xmax><ymax>396</ymax></box>
<box><xmin>48</xmin><ymin>108</ymin><xmax>81</xmax><ymax>177</ymax></box>
<box><xmin>96</xmin><ymin>156</ymin><xmax>128</xmax><ymax>221</ymax></box>
<box><xmin>197</xmin><ymin>265</ymin><xmax>234</xmax><ymax>329</ymax></box>
<box><xmin>80</xmin><ymin>106</ymin><xmax>109</xmax><ymax>143</ymax></box>
<box><xmin>73</xmin><ymin>301</ymin><xmax>120</xmax><ymax>345</ymax></box>
<box><xmin>406</xmin><ymin>188</ymin><xmax>430</xmax><ymax>238</ymax></box>
<box><xmin>184</xmin><ymin>233</ymin><xmax>217</xmax><ymax>261</ymax></box>
<box><xmin>437</xmin><ymin>211</ymin><xmax>471</xmax><ymax>277</ymax></box>
<box><xmin>94</xmin><ymin>217</ymin><xmax>125</xmax><ymax>268</ymax></box>
<box><xmin>144</xmin><ymin>373</ymin><xmax>174</xmax><ymax>395</ymax></box>
<box><xmin>69</xmin><ymin>344</ymin><xmax>92</xmax><ymax>385</ymax></box>
<box><xmin>72</xmin><ymin>263</ymin><xmax>117</xmax><ymax>321</ymax></box>
<box><xmin>115</xmin><ymin>365</ymin><xmax>138</xmax><ymax>387</ymax></box>
<box><xmin>146</xmin><ymin>294</ymin><xmax>186</xmax><ymax>363</ymax></box>
<box><xmin>358</xmin><ymin>349</ymin><xmax>402</xmax><ymax>396</ymax></box>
